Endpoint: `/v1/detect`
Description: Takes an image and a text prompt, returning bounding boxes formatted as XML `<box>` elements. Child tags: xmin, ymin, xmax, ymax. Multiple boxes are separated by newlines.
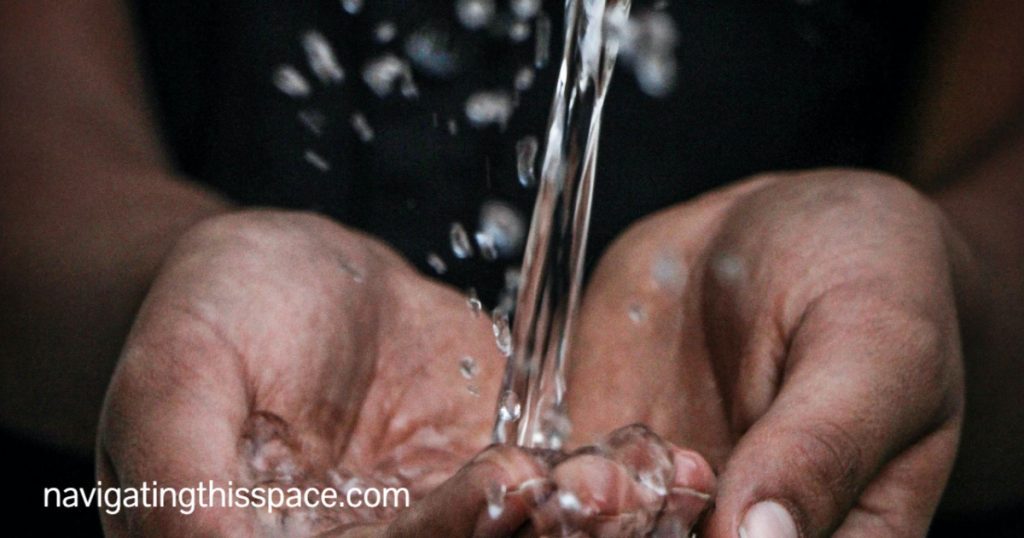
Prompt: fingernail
<box><xmin>739</xmin><ymin>501</ymin><xmax>798</xmax><ymax>538</ymax></box>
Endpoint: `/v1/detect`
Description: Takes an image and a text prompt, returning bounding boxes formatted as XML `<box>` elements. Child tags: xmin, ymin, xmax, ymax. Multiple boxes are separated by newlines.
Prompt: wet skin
<box><xmin>97</xmin><ymin>210</ymin><xmax>714</xmax><ymax>537</ymax></box>
<box><xmin>99</xmin><ymin>169</ymin><xmax>967</xmax><ymax>537</ymax></box>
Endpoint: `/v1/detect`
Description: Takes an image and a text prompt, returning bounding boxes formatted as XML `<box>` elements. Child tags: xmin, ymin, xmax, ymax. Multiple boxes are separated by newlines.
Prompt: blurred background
<box><xmin>2</xmin><ymin>0</ymin><xmax>1022</xmax><ymax>535</ymax></box>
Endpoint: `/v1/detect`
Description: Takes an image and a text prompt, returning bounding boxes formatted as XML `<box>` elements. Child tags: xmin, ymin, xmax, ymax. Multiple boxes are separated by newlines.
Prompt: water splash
<box><xmin>508</xmin><ymin>21</ymin><xmax>532</xmax><ymax>42</ymax></box>
<box><xmin>456</xmin><ymin>0</ymin><xmax>496</xmax><ymax>30</ymax></box>
<box><xmin>514</xmin><ymin>66</ymin><xmax>536</xmax><ymax>92</ymax></box>
<box><xmin>350</xmin><ymin>112</ymin><xmax>375</xmax><ymax>142</ymax></box>
<box><xmin>498</xmin><ymin>390</ymin><xmax>522</xmax><ymax>422</ymax></box>
<box><xmin>486</xmin><ymin>482</ymin><xmax>507</xmax><ymax>519</ymax></box>
<box><xmin>467</xmin><ymin>288</ymin><xmax>483</xmax><ymax>316</ymax></box>
<box><xmin>426</xmin><ymin>252</ymin><xmax>448</xmax><ymax>274</ymax></box>
<box><xmin>476</xmin><ymin>201</ymin><xmax>526</xmax><ymax>259</ymax></box>
<box><xmin>534</xmin><ymin>12</ymin><xmax>552</xmax><ymax>68</ymax></box>
<box><xmin>362</xmin><ymin>54</ymin><xmax>416</xmax><ymax>98</ymax></box>
<box><xmin>304</xmin><ymin>149</ymin><xmax>331</xmax><ymax>172</ymax></box>
<box><xmin>516</xmin><ymin>135</ymin><xmax>539</xmax><ymax>187</ymax></box>
<box><xmin>297</xmin><ymin>109</ymin><xmax>326</xmax><ymax>135</ymax></box>
<box><xmin>465</xmin><ymin>90</ymin><xmax>514</xmax><ymax>129</ymax></box>
<box><xmin>492</xmin><ymin>310</ymin><xmax>512</xmax><ymax>357</ymax></box>
<box><xmin>374</xmin><ymin>21</ymin><xmax>398</xmax><ymax>44</ymax></box>
<box><xmin>494</xmin><ymin>0</ymin><xmax>632</xmax><ymax>448</ymax></box>
<box><xmin>405</xmin><ymin>26</ymin><xmax>461</xmax><ymax>78</ymax></box>
<box><xmin>620</xmin><ymin>10</ymin><xmax>679</xmax><ymax>97</ymax></box>
<box><xmin>511</xmin><ymin>0</ymin><xmax>542</xmax><ymax>20</ymax></box>
<box><xmin>341</xmin><ymin>0</ymin><xmax>364</xmax><ymax>15</ymax></box>
<box><xmin>459</xmin><ymin>356</ymin><xmax>480</xmax><ymax>379</ymax></box>
<box><xmin>274</xmin><ymin>65</ymin><xmax>312</xmax><ymax>98</ymax></box>
<box><xmin>301</xmin><ymin>31</ymin><xmax>345</xmax><ymax>85</ymax></box>
<box><xmin>449</xmin><ymin>222</ymin><xmax>474</xmax><ymax>258</ymax></box>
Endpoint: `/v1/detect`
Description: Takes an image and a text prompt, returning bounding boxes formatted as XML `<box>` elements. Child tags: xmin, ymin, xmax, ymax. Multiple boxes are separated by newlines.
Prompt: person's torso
<box><xmin>133</xmin><ymin>0</ymin><xmax>933</xmax><ymax>297</ymax></box>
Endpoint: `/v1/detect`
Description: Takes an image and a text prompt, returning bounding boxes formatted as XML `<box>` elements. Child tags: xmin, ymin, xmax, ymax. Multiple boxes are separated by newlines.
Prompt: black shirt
<box><xmin>132</xmin><ymin>0</ymin><xmax>932</xmax><ymax>300</ymax></box>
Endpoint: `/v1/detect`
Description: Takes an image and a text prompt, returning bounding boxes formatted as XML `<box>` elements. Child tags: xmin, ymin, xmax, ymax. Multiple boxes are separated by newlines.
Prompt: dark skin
<box><xmin>1</xmin><ymin>0</ymin><xmax>1022</xmax><ymax>536</ymax></box>
<box><xmin>98</xmin><ymin>210</ymin><xmax>717</xmax><ymax>536</ymax></box>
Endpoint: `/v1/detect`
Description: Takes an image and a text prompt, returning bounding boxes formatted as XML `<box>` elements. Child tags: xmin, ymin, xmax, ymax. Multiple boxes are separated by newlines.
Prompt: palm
<box><xmin>100</xmin><ymin>211</ymin><xmax>717</xmax><ymax>537</ymax></box>
<box><xmin>99</xmin><ymin>212</ymin><xmax>506</xmax><ymax>536</ymax></box>
<box><xmin>568</xmin><ymin>173</ymin><xmax>964</xmax><ymax>536</ymax></box>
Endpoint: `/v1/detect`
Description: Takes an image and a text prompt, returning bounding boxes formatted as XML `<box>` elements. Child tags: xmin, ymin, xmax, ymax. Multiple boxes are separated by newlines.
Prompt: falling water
<box><xmin>493</xmin><ymin>0</ymin><xmax>631</xmax><ymax>448</ymax></box>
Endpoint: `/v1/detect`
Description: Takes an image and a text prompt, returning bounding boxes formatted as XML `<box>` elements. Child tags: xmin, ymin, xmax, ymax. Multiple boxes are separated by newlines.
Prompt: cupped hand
<box><xmin>568</xmin><ymin>170</ymin><xmax>969</xmax><ymax>537</ymax></box>
<box><xmin>97</xmin><ymin>210</ymin><xmax>714</xmax><ymax>537</ymax></box>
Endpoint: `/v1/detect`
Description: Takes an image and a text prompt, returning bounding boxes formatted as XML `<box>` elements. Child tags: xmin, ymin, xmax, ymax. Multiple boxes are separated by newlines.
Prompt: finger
<box><xmin>377</xmin><ymin>445</ymin><xmax>552</xmax><ymax>538</ymax></box>
<box><xmin>97</xmin><ymin>308</ymin><xmax>255</xmax><ymax>536</ymax></box>
<box><xmin>703</xmin><ymin>290</ymin><xmax>962</xmax><ymax>538</ymax></box>
<box><xmin>533</xmin><ymin>425</ymin><xmax>715</xmax><ymax>537</ymax></box>
<box><xmin>832</xmin><ymin>421</ymin><xmax>959</xmax><ymax>536</ymax></box>
<box><xmin>652</xmin><ymin>446</ymin><xmax>717</xmax><ymax>537</ymax></box>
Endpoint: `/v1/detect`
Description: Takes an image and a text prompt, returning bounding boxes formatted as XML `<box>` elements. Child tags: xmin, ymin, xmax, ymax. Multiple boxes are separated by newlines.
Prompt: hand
<box><xmin>568</xmin><ymin>170</ymin><xmax>968</xmax><ymax>536</ymax></box>
<box><xmin>97</xmin><ymin>210</ymin><xmax>714</xmax><ymax>536</ymax></box>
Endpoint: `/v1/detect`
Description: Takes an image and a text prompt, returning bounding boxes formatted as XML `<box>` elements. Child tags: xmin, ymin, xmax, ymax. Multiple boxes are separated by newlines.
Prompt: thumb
<box><xmin>704</xmin><ymin>292</ymin><xmax>961</xmax><ymax>537</ymax></box>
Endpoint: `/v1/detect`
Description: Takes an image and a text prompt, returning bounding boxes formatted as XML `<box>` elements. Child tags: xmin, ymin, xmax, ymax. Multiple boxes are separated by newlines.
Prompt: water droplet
<box><xmin>516</xmin><ymin>136</ymin><xmax>539</xmax><ymax>187</ymax></box>
<box><xmin>492</xmin><ymin>311</ymin><xmax>512</xmax><ymax>357</ymax></box>
<box><xmin>465</xmin><ymin>90</ymin><xmax>514</xmax><ymax>129</ymax></box>
<box><xmin>639</xmin><ymin>469</ymin><xmax>668</xmax><ymax>496</ymax></box>
<box><xmin>447</xmin><ymin>117</ymin><xmax>459</xmax><ymax>135</ymax></box>
<box><xmin>339</xmin><ymin>259</ymin><xmax>365</xmax><ymax>283</ymax></box>
<box><xmin>350</xmin><ymin>112</ymin><xmax>375</xmax><ymax>142</ymax></box>
<box><xmin>301</xmin><ymin>31</ymin><xmax>345</xmax><ymax>85</ymax></box>
<box><xmin>459</xmin><ymin>356</ymin><xmax>479</xmax><ymax>379</ymax></box>
<box><xmin>510</xmin><ymin>0</ymin><xmax>541</xmax><ymax>20</ymax></box>
<box><xmin>477</xmin><ymin>201</ymin><xmax>526</xmax><ymax>258</ymax></box>
<box><xmin>340</xmin><ymin>0</ymin><xmax>363</xmax><ymax>15</ymax></box>
<box><xmin>449</xmin><ymin>222</ymin><xmax>473</xmax><ymax>259</ymax></box>
<box><xmin>405</xmin><ymin>26</ymin><xmax>461</xmax><ymax>78</ymax></box>
<box><xmin>628</xmin><ymin>303</ymin><xmax>646</xmax><ymax>324</ymax></box>
<box><xmin>273</xmin><ymin>65</ymin><xmax>311</xmax><ymax>98</ymax></box>
<box><xmin>498</xmin><ymin>390</ymin><xmax>521</xmax><ymax>421</ymax></box>
<box><xmin>304</xmin><ymin>149</ymin><xmax>330</xmax><ymax>172</ymax></box>
<box><xmin>426</xmin><ymin>252</ymin><xmax>447</xmax><ymax>274</ymax></box>
<box><xmin>399</xmin><ymin>70</ymin><xmax>419</xmax><ymax>99</ymax></box>
<box><xmin>456</xmin><ymin>0</ymin><xmax>495</xmax><ymax>30</ymax></box>
<box><xmin>475</xmin><ymin>231</ymin><xmax>498</xmax><ymax>261</ymax></box>
<box><xmin>362</xmin><ymin>54</ymin><xmax>413</xmax><ymax>98</ymax></box>
<box><xmin>486</xmin><ymin>482</ymin><xmax>507</xmax><ymax>519</ymax></box>
<box><xmin>539</xmin><ymin>407</ymin><xmax>573</xmax><ymax>450</ymax></box>
<box><xmin>467</xmin><ymin>288</ymin><xmax>483</xmax><ymax>316</ymax></box>
<box><xmin>557</xmin><ymin>491</ymin><xmax>583</xmax><ymax>512</ymax></box>
<box><xmin>508</xmin><ymin>21</ymin><xmax>532</xmax><ymax>42</ymax></box>
<box><xmin>635</xmin><ymin>55</ymin><xmax>676</xmax><ymax>98</ymax></box>
<box><xmin>652</xmin><ymin>255</ymin><xmax>687</xmax><ymax>291</ymax></box>
<box><xmin>514</xmin><ymin>66</ymin><xmax>535</xmax><ymax>92</ymax></box>
<box><xmin>620</xmin><ymin>11</ymin><xmax>679</xmax><ymax>97</ymax></box>
<box><xmin>297</xmin><ymin>109</ymin><xmax>326</xmax><ymax>135</ymax></box>
<box><xmin>534</xmin><ymin>12</ymin><xmax>551</xmax><ymax>68</ymax></box>
<box><xmin>374</xmin><ymin>21</ymin><xmax>397</xmax><ymax>43</ymax></box>
<box><xmin>505</xmin><ymin>267</ymin><xmax>522</xmax><ymax>290</ymax></box>
<box><xmin>600</xmin><ymin>425</ymin><xmax>675</xmax><ymax>500</ymax></box>
<box><xmin>712</xmin><ymin>252</ymin><xmax>744</xmax><ymax>282</ymax></box>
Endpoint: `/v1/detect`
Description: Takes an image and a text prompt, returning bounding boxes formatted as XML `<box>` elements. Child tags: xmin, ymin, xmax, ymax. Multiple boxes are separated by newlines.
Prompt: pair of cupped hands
<box><xmin>98</xmin><ymin>171</ymin><xmax>968</xmax><ymax>537</ymax></box>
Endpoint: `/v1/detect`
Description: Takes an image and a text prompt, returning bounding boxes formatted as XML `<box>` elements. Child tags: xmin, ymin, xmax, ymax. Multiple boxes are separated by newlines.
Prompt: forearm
<box><xmin>0</xmin><ymin>0</ymin><xmax>230</xmax><ymax>452</ymax></box>
<box><xmin>929</xmin><ymin>124</ymin><xmax>1024</xmax><ymax>512</ymax></box>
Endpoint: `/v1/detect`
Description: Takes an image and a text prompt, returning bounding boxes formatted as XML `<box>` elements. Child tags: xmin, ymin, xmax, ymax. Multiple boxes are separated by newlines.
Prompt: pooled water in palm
<box><xmin>493</xmin><ymin>0</ymin><xmax>631</xmax><ymax>448</ymax></box>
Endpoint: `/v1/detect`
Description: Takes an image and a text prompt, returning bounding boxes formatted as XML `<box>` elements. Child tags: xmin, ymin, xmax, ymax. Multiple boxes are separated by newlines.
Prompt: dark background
<box><xmin>10</xmin><ymin>0</ymin><xmax>1022</xmax><ymax>535</ymax></box>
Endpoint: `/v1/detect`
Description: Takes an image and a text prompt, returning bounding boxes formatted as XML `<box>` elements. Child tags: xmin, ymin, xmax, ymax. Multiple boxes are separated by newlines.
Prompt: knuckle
<box><xmin>786</xmin><ymin>421</ymin><xmax>864</xmax><ymax>517</ymax></box>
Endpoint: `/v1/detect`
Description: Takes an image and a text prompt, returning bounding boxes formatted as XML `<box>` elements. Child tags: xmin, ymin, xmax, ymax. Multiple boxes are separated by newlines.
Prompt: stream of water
<box><xmin>494</xmin><ymin>0</ymin><xmax>631</xmax><ymax>449</ymax></box>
